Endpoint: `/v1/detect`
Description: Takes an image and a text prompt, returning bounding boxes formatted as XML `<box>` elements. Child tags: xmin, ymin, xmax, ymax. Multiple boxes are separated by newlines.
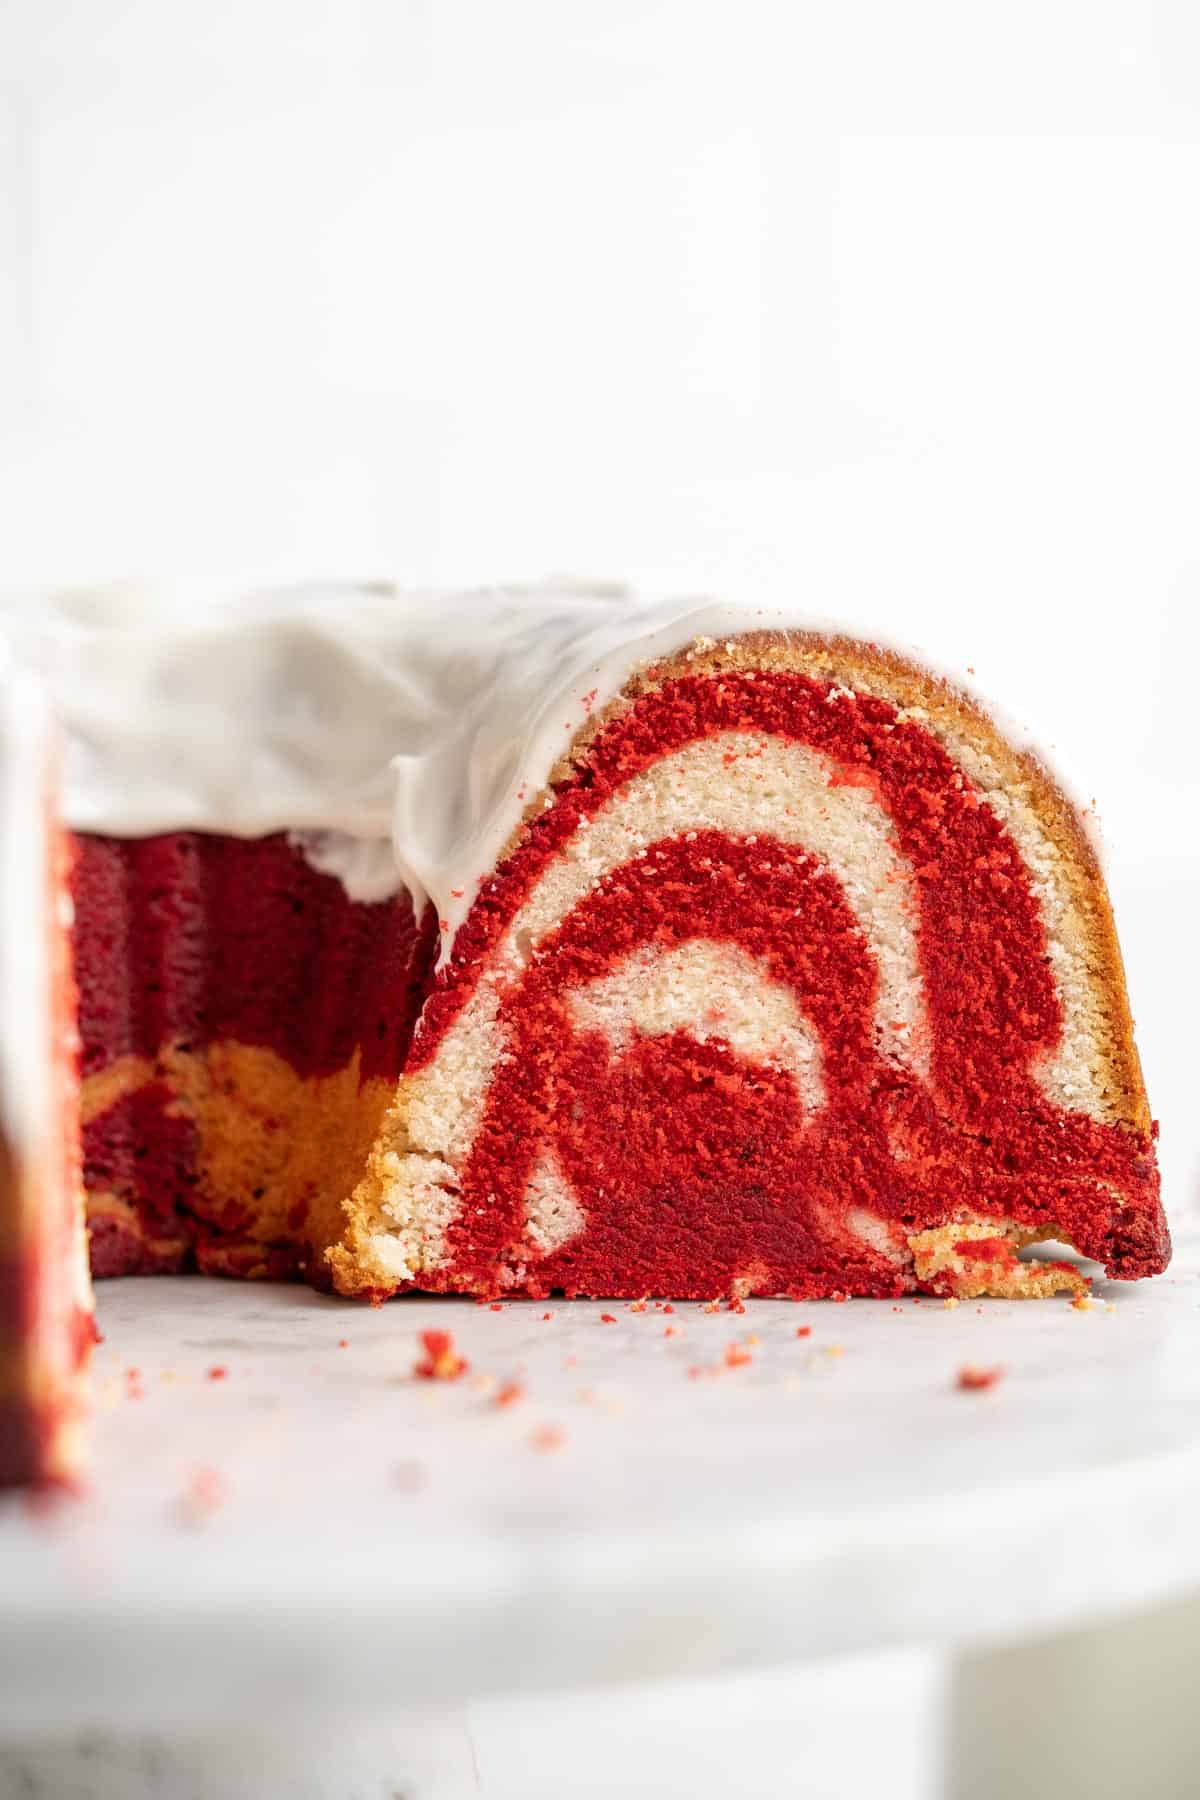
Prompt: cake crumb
<box><xmin>727</xmin><ymin>1296</ymin><xmax>746</xmax><ymax>1315</ymax></box>
<box><xmin>531</xmin><ymin>1424</ymin><xmax>565</xmax><ymax>1452</ymax></box>
<box><xmin>599</xmin><ymin>1312</ymin><xmax>617</xmax><ymax>1324</ymax></box>
<box><xmin>724</xmin><ymin>1341</ymin><xmax>753</xmax><ymax>1368</ymax></box>
<box><xmin>206</xmin><ymin>1365</ymin><xmax>228</xmax><ymax>1381</ymax></box>
<box><xmin>177</xmin><ymin>1466</ymin><xmax>228</xmax><ymax>1528</ymax></box>
<box><xmin>542</xmin><ymin>1311</ymin><xmax>555</xmax><ymax>1321</ymax></box>
<box><xmin>943</xmin><ymin>1297</ymin><xmax>959</xmax><ymax>1310</ymax></box>
<box><xmin>629</xmin><ymin>1299</ymin><xmax>648</xmax><ymax>1313</ymax></box>
<box><xmin>664</xmin><ymin>1325</ymin><xmax>681</xmax><ymax>1338</ymax></box>
<box><xmin>1070</xmin><ymin>1294</ymin><xmax>1095</xmax><ymax>1312</ymax></box>
<box><xmin>414</xmin><ymin>1329</ymin><xmax>468</xmax><ymax>1381</ymax></box>
<box><xmin>957</xmin><ymin>1364</ymin><xmax>1003</xmax><ymax>1391</ymax></box>
<box><xmin>337</xmin><ymin>1339</ymin><xmax>350</xmax><ymax>1349</ymax></box>
<box><xmin>494</xmin><ymin>1381</ymin><xmax>525</xmax><ymax>1409</ymax></box>
<box><xmin>795</xmin><ymin>1326</ymin><xmax>812</xmax><ymax>1338</ymax></box>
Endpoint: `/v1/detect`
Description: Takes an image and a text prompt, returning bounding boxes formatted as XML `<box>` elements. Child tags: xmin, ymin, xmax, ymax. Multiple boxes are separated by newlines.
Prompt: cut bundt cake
<box><xmin>1</xmin><ymin>585</ymin><xmax>1167</xmax><ymax>1314</ymax></box>
<box><xmin>0</xmin><ymin>664</ymin><xmax>94</xmax><ymax>1488</ymax></box>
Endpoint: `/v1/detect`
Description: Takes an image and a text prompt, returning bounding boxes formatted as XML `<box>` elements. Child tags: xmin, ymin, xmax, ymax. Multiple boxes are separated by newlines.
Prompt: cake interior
<box><xmin>75</xmin><ymin>833</ymin><xmax>436</xmax><ymax>1287</ymax></box>
<box><xmin>331</xmin><ymin>638</ymin><xmax>1165</xmax><ymax>1302</ymax></box>
<box><xmin>60</xmin><ymin>636</ymin><xmax>1165</xmax><ymax>1306</ymax></box>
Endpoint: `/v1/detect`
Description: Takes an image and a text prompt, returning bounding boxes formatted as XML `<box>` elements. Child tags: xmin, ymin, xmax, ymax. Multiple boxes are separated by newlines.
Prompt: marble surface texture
<box><xmin>3</xmin><ymin>1236</ymin><xmax>1199</xmax><ymax>1739</ymax></box>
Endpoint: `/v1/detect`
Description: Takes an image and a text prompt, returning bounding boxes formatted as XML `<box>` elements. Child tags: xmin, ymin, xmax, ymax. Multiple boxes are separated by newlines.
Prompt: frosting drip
<box><xmin>0</xmin><ymin>584</ymin><xmax>777</xmax><ymax>939</ymax></box>
<box><xmin>0</xmin><ymin>582</ymin><xmax>1066</xmax><ymax>956</ymax></box>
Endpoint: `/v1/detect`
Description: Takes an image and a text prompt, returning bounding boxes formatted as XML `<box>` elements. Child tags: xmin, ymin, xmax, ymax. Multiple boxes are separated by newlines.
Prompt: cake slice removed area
<box><xmin>334</xmin><ymin>630</ymin><xmax>1166</xmax><ymax>1302</ymax></box>
<box><xmin>72</xmin><ymin>832</ymin><xmax>437</xmax><ymax>1286</ymax></box>
<box><xmin>0</xmin><ymin>670</ymin><xmax>94</xmax><ymax>1489</ymax></box>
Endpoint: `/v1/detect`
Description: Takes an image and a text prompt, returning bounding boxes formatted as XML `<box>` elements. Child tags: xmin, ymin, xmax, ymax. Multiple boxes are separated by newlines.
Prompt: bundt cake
<box><xmin>0</xmin><ymin>661</ymin><xmax>94</xmax><ymax>1487</ymax></box>
<box><xmin>0</xmin><ymin>584</ymin><xmax>1168</xmax><ymax>1435</ymax></box>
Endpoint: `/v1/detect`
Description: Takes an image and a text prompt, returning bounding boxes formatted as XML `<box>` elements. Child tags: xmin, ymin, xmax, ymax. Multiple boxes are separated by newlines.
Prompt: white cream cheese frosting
<box><xmin>0</xmin><ymin>583</ymin><xmax>780</xmax><ymax>939</ymax></box>
<box><xmin>0</xmin><ymin>654</ymin><xmax>56</xmax><ymax>1158</ymax></box>
<box><xmin>0</xmin><ymin>582</ymin><xmax>1082</xmax><ymax>960</ymax></box>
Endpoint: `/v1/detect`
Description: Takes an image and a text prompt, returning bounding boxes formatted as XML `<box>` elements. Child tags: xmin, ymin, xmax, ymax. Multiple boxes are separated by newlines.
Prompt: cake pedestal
<box><xmin>3</xmin><ymin>1238</ymin><xmax>1199</xmax><ymax>1794</ymax></box>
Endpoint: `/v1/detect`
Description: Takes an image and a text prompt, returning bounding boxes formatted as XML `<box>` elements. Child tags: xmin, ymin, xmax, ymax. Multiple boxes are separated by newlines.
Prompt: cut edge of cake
<box><xmin>330</xmin><ymin>626</ymin><xmax>1163</xmax><ymax>1303</ymax></box>
<box><xmin>0</xmin><ymin>665</ymin><xmax>95</xmax><ymax>1489</ymax></box>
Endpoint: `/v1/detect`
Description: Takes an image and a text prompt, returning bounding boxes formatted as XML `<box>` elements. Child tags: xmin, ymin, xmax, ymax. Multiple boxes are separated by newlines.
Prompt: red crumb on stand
<box><xmin>957</xmin><ymin>1364</ymin><xmax>1004</xmax><ymax>1391</ymax></box>
<box><xmin>541</xmin><ymin>1311</ymin><xmax>555</xmax><ymax>1321</ymax></box>
<box><xmin>531</xmin><ymin>1424</ymin><xmax>565</xmax><ymax>1451</ymax></box>
<box><xmin>629</xmin><ymin>1299</ymin><xmax>648</xmax><ymax>1313</ymax></box>
<box><xmin>338</xmin><ymin>1339</ymin><xmax>349</xmax><ymax>1349</ymax></box>
<box><xmin>724</xmin><ymin>1341</ymin><xmax>753</xmax><ymax>1368</ymax></box>
<box><xmin>796</xmin><ymin>1326</ymin><xmax>812</xmax><ymax>1338</ymax></box>
<box><xmin>206</xmin><ymin>1365</ymin><xmax>228</xmax><ymax>1381</ymax></box>
<box><xmin>413</xmin><ymin>1329</ymin><xmax>469</xmax><ymax>1381</ymax></box>
<box><xmin>727</xmin><ymin>1296</ymin><xmax>746</xmax><ymax>1315</ymax></box>
<box><xmin>177</xmin><ymin>1466</ymin><xmax>228</xmax><ymax>1526</ymax></box>
<box><xmin>489</xmin><ymin>1303</ymin><xmax>504</xmax><ymax>1312</ymax></box>
<box><xmin>664</xmin><ymin>1325</ymin><xmax>680</xmax><ymax>1337</ymax></box>
<box><xmin>494</xmin><ymin>1381</ymin><xmax>526</xmax><ymax>1409</ymax></box>
<box><xmin>599</xmin><ymin>1313</ymin><xmax>617</xmax><ymax>1324</ymax></box>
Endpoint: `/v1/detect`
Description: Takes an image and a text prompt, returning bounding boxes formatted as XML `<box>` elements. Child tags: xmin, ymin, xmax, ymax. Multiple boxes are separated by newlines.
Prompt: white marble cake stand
<box><xmin>2</xmin><ymin>1236</ymin><xmax>1199</xmax><ymax>1796</ymax></box>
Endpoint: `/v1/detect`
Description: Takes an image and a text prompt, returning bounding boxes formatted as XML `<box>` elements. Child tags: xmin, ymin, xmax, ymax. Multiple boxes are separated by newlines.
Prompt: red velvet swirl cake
<box><xmin>0</xmin><ymin>586</ymin><xmax>1169</xmax><ymax>1356</ymax></box>
<box><xmin>333</xmin><ymin>627</ymin><xmax>1166</xmax><ymax>1302</ymax></box>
